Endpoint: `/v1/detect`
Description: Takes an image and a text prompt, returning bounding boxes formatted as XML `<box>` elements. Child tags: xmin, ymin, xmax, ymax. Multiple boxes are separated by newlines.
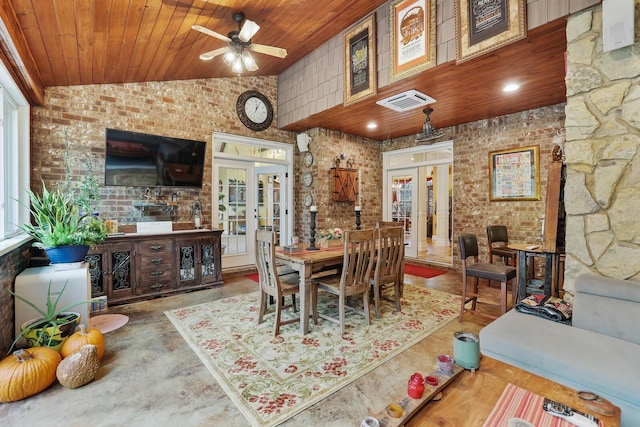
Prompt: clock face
<box><xmin>236</xmin><ymin>91</ymin><xmax>274</xmax><ymax>131</ymax></box>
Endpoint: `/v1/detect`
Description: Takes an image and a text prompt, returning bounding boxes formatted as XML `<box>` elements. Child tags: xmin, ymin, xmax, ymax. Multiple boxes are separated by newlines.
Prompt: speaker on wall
<box><xmin>602</xmin><ymin>0</ymin><xmax>634</xmax><ymax>52</ymax></box>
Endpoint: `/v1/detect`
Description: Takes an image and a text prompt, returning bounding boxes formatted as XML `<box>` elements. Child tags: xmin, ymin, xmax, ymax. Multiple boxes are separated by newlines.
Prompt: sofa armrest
<box><xmin>573</xmin><ymin>273</ymin><xmax>640</xmax><ymax>345</ymax></box>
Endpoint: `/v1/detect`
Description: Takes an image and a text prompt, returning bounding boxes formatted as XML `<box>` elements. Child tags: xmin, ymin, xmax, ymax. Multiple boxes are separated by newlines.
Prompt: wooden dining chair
<box><xmin>371</xmin><ymin>226</ymin><xmax>404</xmax><ymax>319</ymax></box>
<box><xmin>458</xmin><ymin>234</ymin><xmax>517</xmax><ymax>321</ymax></box>
<box><xmin>255</xmin><ymin>230</ymin><xmax>300</xmax><ymax>335</ymax></box>
<box><xmin>486</xmin><ymin>225</ymin><xmax>517</xmax><ymax>266</ymax></box>
<box><xmin>312</xmin><ymin>228</ymin><xmax>376</xmax><ymax>337</ymax></box>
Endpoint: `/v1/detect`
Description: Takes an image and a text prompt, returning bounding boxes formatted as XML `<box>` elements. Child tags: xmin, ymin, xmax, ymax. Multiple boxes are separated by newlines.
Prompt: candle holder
<box><xmin>308</xmin><ymin>209</ymin><xmax>319</xmax><ymax>250</ymax></box>
<box><xmin>355</xmin><ymin>207</ymin><xmax>362</xmax><ymax>230</ymax></box>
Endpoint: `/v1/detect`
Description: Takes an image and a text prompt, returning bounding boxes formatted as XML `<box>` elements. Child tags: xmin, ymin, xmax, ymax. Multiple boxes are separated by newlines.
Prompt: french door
<box><xmin>386</xmin><ymin>168</ymin><xmax>418</xmax><ymax>258</ymax></box>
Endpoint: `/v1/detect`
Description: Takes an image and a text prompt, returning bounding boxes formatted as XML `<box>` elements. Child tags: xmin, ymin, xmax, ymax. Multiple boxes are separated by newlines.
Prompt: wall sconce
<box><xmin>297</xmin><ymin>133</ymin><xmax>311</xmax><ymax>152</ymax></box>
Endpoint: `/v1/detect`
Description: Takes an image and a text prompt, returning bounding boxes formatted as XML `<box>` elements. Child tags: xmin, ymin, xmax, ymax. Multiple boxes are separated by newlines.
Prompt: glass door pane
<box><xmin>256</xmin><ymin>166</ymin><xmax>287</xmax><ymax>246</ymax></box>
<box><xmin>387</xmin><ymin>169</ymin><xmax>418</xmax><ymax>258</ymax></box>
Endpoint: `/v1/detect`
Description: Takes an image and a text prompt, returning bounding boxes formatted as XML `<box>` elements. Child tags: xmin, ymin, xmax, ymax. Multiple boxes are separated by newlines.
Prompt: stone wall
<box><xmin>563</xmin><ymin>1</ymin><xmax>640</xmax><ymax>294</ymax></box>
<box><xmin>31</xmin><ymin>76</ymin><xmax>294</xmax><ymax>228</ymax></box>
<box><xmin>383</xmin><ymin>104</ymin><xmax>566</xmax><ymax>267</ymax></box>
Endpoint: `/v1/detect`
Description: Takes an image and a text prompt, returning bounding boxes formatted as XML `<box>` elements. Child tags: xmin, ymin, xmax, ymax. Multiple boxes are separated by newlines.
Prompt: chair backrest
<box><xmin>374</xmin><ymin>226</ymin><xmax>404</xmax><ymax>285</ymax></box>
<box><xmin>487</xmin><ymin>225</ymin><xmax>509</xmax><ymax>247</ymax></box>
<box><xmin>377</xmin><ymin>221</ymin><xmax>400</xmax><ymax>228</ymax></box>
<box><xmin>255</xmin><ymin>230</ymin><xmax>281</xmax><ymax>296</ymax></box>
<box><xmin>458</xmin><ymin>234</ymin><xmax>480</xmax><ymax>261</ymax></box>
<box><xmin>340</xmin><ymin>229</ymin><xmax>376</xmax><ymax>293</ymax></box>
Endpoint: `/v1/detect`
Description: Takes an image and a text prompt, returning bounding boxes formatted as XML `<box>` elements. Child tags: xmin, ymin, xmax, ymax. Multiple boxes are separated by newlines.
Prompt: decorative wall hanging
<box><xmin>455</xmin><ymin>0</ymin><xmax>526</xmax><ymax>64</ymax></box>
<box><xmin>390</xmin><ymin>0</ymin><xmax>436</xmax><ymax>82</ymax></box>
<box><xmin>489</xmin><ymin>145</ymin><xmax>540</xmax><ymax>201</ymax></box>
<box><xmin>344</xmin><ymin>13</ymin><xmax>377</xmax><ymax>106</ymax></box>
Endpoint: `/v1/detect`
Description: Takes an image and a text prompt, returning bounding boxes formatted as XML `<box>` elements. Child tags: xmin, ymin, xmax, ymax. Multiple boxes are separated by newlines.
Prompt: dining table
<box><xmin>274</xmin><ymin>246</ymin><xmax>345</xmax><ymax>334</ymax></box>
<box><xmin>274</xmin><ymin>243</ymin><xmax>405</xmax><ymax>335</ymax></box>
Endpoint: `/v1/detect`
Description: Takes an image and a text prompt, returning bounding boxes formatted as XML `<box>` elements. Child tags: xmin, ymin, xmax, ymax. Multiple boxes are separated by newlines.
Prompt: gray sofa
<box><xmin>479</xmin><ymin>273</ymin><xmax>640</xmax><ymax>426</ymax></box>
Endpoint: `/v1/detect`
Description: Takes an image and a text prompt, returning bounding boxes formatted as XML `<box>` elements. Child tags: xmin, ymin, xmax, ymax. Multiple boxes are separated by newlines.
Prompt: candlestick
<box><xmin>355</xmin><ymin>208</ymin><xmax>361</xmax><ymax>230</ymax></box>
<box><xmin>308</xmin><ymin>210</ymin><xmax>319</xmax><ymax>250</ymax></box>
<box><xmin>310</xmin><ymin>205</ymin><xmax>318</xmax><ymax>212</ymax></box>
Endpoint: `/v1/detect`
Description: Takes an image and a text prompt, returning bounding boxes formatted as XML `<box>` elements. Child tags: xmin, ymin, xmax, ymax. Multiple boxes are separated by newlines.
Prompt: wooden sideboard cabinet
<box><xmin>86</xmin><ymin>229</ymin><xmax>223</xmax><ymax>305</ymax></box>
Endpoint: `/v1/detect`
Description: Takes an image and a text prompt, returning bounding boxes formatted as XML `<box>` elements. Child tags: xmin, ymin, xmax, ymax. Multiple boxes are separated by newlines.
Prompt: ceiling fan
<box><xmin>192</xmin><ymin>12</ymin><xmax>287</xmax><ymax>73</ymax></box>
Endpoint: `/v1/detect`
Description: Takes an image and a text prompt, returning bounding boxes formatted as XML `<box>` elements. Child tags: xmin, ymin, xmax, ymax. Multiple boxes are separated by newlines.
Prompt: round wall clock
<box><xmin>303</xmin><ymin>152</ymin><xmax>314</xmax><ymax>167</ymax></box>
<box><xmin>236</xmin><ymin>90</ymin><xmax>274</xmax><ymax>131</ymax></box>
<box><xmin>302</xmin><ymin>172</ymin><xmax>313</xmax><ymax>187</ymax></box>
<box><xmin>304</xmin><ymin>194</ymin><xmax>313</xmax><ymax>207</ymax></box>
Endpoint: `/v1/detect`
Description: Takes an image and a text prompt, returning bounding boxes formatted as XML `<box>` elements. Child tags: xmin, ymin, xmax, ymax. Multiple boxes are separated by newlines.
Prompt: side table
<box><xmin>508</xmin><ymin>244</ymin><xmax>560</xmax><ymax>302</ymax></box>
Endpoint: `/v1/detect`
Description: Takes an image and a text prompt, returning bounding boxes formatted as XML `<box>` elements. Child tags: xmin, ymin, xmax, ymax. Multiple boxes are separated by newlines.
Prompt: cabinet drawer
<box><xmin>136</xmin><ymin>279</ymin><xmax>173</xmax><ymax>295</ymax></box>
<box><xmin>138</xmin><ymin>240</ymin><xmax>173</xmax><ymax>255</ymax></box>
<box><xmin>138</xmin><ymin>263</ymin><xmax>173</xmax><ymax>278</ymax></box>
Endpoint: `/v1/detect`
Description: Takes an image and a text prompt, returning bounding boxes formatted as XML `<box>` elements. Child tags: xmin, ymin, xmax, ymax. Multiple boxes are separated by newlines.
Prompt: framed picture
<box><xmin>455</xmin><ymin>0</ymin><xmax>526</xmax><ymax>64</ymax></box>
<box><xmin>489</xmin><ymin>145</ymin><xmax>540</xmax><ymax>201</ymax></box>
<box><xmin>344</xmin><ymin>13</ymin><xmax>377</xmax><ymax>106</ymax></box>
<box><xmin>389</xmin><ymin>0</ymin><xmax>436</xmax><ymax>82</ymax></box>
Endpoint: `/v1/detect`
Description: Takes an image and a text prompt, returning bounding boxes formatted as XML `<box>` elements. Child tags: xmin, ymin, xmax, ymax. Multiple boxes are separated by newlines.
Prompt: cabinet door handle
<box><xmin>150</xmin><ymin>258</ymin><xmax>163</xmax><ymax>264</ymax></box>
<box><xmin>149</xmin><ymin>245</ymin><xmax>163</xmax><ymax>250</ymax></box>
<box><xmin>150</xmin><ymin>271</ymin><xmax>164</xmax><ymax>276</ymax></box>
<box><xmin>150</xmin><ymin>284</ymin><xmax>164</xmax><ymax>291</ymax></box>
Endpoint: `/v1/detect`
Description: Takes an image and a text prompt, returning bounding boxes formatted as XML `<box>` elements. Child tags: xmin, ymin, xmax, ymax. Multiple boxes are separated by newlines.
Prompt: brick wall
<box><xmin>384</xmin><ymin>103</ymin><xmax>566</xmax><ymax>267</ymax></box>
<box><xmin>31</xmin><ymin>76</ymin><xmax>295</xmax><ymax>228</ymax></box>
<box><xmin>0</xmin><ymin>243</ymin><xmax>30</xmax><ymax>355</ymax></box>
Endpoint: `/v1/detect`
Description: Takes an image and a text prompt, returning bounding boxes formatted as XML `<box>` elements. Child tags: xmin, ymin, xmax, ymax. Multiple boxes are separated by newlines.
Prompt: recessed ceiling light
<box><xmin>367</xmin><ymin>122</ymin><xmax>377</xmax><ymax>129</ymax></box>
<box><xmin>503</xmin><ymin>83</ymin><xmax>520</xmax><ymax>92</ymax></box>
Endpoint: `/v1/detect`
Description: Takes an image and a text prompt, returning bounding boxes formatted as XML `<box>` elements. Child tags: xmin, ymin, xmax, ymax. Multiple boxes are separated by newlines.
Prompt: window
<box><xmin>0</xmin><ymin>59</ymin><xmax>30</xmax><ymax>251</ymax></box>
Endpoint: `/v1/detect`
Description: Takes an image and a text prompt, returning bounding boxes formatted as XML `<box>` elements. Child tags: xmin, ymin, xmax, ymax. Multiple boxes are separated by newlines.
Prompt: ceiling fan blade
<box><xmin>238</xmin><ymin>19</ymin><xmax>260</xmax><ymax>42</ymax></box>
<box><xmin>249</xmin><ymin>43</ymin><xmax>288</xmax><ymax>59</ymax></box>
<box><xmin>199</xmin><ymin>46</ymin><xmax>231</xmax><ymax>61</ymax></box>
<box><xmin>191</xmin><ymin>25</ymin><xmax>231</xmax><ymax>43</ymax></box>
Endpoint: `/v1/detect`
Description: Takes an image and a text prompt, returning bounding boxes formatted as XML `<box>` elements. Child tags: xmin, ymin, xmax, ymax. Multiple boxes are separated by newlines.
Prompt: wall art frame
<box><xmin>489</xmin><ymin>145</ymin><xmax>540</xmax><ymax>202</ymax></box>
<box><xmin>389</xmin><ymin>0</ymin><xmax>436</xmax><ymax>82</ymax></box>
<box><xmin>455</xmin><ymin>0</ymin><xmax>526</xmax><ymax>64</ymax></box>
<box><xmin>344</xmin><ymin>13</ymin><xmax>377</xmax><ymax>106</ymax></box>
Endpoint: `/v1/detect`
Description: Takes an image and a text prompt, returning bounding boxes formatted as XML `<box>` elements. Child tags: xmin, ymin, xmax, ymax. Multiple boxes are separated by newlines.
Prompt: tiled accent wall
<box><xmin>383</xmin><ymin>103</ymin><xmax>566</xmax><ymax>267</ymax></box>
<box><xmin>278</xmin><ymin>0</ymin><xmax>599</xmax><ymax>128</ymax></box>
<box><xmin>31</xmin><ymin>76</ymin><xmax>295</xmax><ymax>228</ymax></box>
<box><xmin>0</xmin><ymin>243</ymin><xmax>30</xmax><ymax>355</ymax></box>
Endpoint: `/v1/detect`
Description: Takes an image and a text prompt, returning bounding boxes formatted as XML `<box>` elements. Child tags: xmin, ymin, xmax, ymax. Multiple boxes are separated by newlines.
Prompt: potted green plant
<box><xmin>8</xmin><ymin>280</ymin><xmax>85</xmax><ymax>353</ymax></box>
<box><xmin>20</xmin><ymin>180</ymin><xmax>108</xmax><ymax>263</ymax></box>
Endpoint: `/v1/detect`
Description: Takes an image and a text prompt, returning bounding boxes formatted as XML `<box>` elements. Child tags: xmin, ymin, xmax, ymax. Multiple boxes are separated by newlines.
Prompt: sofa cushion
<box><xmin>480</xmin><ymin>311</ymin><xmax>640</xmax><ymax>419</ymax></box>
<box><xmin>573</xmin><ymin>274</ymin><xmax>640</xmax><ymax>345</ymax></box>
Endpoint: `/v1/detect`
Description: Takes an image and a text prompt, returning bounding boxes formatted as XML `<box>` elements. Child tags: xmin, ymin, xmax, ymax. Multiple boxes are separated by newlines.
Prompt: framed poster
<box><xmin>389</xmin><ymin>0</ymin><xmax>436</xmax><ymax>82</ymax></box>
<box><xmin>344</xmin><ymin>13</ymin><xmax>377</xmax><ymax>106</ymax></box>
<box><xmin>489</xmin><ymin>145</ymin><xmax>540</xmax><ymax>201</ymax></box>
<box><xmin>455</xmin><ymin>0</ymin><xmax>526</xmax><ymax>63</ymax></box>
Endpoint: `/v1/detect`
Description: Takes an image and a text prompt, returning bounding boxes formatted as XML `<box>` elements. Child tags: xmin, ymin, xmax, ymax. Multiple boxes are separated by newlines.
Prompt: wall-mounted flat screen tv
<box><xmin>105</xmin><ymin>128</ymin><xmax>206</xmax><ymax>188</ymax></box>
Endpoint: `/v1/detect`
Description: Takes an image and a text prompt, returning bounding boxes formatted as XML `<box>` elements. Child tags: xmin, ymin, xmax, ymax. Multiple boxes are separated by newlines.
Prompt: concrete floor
<box><xmin>0</xmin><ymin>272</ymin><xmax>496</xmax><ymax>427</ymax></box>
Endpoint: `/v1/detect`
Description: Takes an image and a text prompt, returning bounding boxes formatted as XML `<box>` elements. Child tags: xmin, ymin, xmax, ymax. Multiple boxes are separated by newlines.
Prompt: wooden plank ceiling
<box><xmin>4</xmin><ymin>0</ymin><xmax>567</xmax><ymax>141</ymax></box>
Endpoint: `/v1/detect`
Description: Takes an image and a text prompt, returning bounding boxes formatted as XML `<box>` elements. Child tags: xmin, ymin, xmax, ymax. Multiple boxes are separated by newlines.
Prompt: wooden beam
<box><xmin>0</xmin><ymin>1</ymin><xmax>45</xmax><ymax>105</ymax></box>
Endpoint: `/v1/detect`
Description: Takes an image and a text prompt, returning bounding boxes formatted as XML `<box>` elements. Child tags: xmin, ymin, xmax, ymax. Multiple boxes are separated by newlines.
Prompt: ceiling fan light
<box><xmin>241</xmin><ymin>51</ymin><xmax>259</xmax><ymax>72</ymax></box>
<box><xmin>231</xmin><ymin>56</ymin><xmax>243</xmax><ymax>74</ymax></box>
<box><xmin>238</xmin><ymin>19</ymin><xmax>260</xmax><ymax>42</ymax></box>
<box><xmin>223</xmin><ymin>51</ymin><xmax>236</xmax><ymax>65</ymax></box>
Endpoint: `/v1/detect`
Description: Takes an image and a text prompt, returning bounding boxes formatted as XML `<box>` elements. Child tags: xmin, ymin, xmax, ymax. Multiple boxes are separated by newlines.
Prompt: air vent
<box><xmin>376</xmin><ymin>90</ymin><xmax>436</xmax><ymax>112</ymax></box>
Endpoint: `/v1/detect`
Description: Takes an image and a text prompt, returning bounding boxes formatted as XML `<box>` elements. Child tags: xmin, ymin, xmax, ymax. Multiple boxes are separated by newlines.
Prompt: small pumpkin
<box><xmin>61</xmin><ymin>324</ymin><xmax>105</xmax><ymax>359</ymax></box>
<box><xmin>0</xmin><ymin>347</ymin><xmax>62</xmax><ymax>402</ymax></box>
<box><xmin>56</xmin><ymin>344</ymin><xmax>100</xmax><ymax>389</ymax></box>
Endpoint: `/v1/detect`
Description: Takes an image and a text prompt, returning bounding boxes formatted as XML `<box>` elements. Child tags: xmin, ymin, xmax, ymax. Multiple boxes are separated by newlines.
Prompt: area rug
<box><xmin>165</xmin><ymin>285</ymin><xmax>460</xmax><ymax>427</ymax></box>
<box><xmin>245</xmin><ymin>273</ymin><xmax>260</xmax><ymax>283</ymax></box>
<box><xmin>404</xmin><ymin>263</ymin><xmax>448</xmax><ymax>278</ymax></box>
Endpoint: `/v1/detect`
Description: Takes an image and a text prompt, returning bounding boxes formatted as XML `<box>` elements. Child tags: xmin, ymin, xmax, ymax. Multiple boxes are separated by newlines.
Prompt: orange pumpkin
<box><xmin>61</xmin><ymin>324</ymin><xmax>105</xmax><ymax>360</ymax></box>
<box><xmin>0</xmin><ymin>347</ymin><xmax>62</xmax><ymax>402</ymax></box>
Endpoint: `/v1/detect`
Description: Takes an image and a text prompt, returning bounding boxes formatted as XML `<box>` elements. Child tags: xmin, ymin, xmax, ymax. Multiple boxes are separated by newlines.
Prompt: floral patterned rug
<box><xmin>165</xmin><ymin>285</ymin><xmax>461</xmax><ymax>427</ymax></box>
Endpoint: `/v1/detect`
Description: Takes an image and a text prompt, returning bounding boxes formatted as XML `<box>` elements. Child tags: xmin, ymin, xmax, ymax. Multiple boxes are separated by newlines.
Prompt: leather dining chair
<box><xmin>371</xmin><ymin>226</ymin><xmax>404</xmax><ymax>319</ymax></box>
<box><xmin>255</xmin><ymin>230</ymin><xmax>300</xmax><ymax>335</ymax></box>
<box><xmin>312</xmin><ymin>229</ymin><xmax>376</xmax><ymax>337</ymax></box>
<box><xmin>486</xmin><ymin>225</ymin><xmax>517</xmax><ymax>266</ymax></box>
<box><xmin>458</xmin><ymin>234</ymin><xmax>517</xmax><ymax>321</ymax></box>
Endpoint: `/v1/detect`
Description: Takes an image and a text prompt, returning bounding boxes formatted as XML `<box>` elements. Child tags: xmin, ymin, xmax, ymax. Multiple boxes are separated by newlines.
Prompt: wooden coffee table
<box><xmin>406</xmin><ymin>356</ymin><xmax>620</xmax><ymax>426</ymax></box>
